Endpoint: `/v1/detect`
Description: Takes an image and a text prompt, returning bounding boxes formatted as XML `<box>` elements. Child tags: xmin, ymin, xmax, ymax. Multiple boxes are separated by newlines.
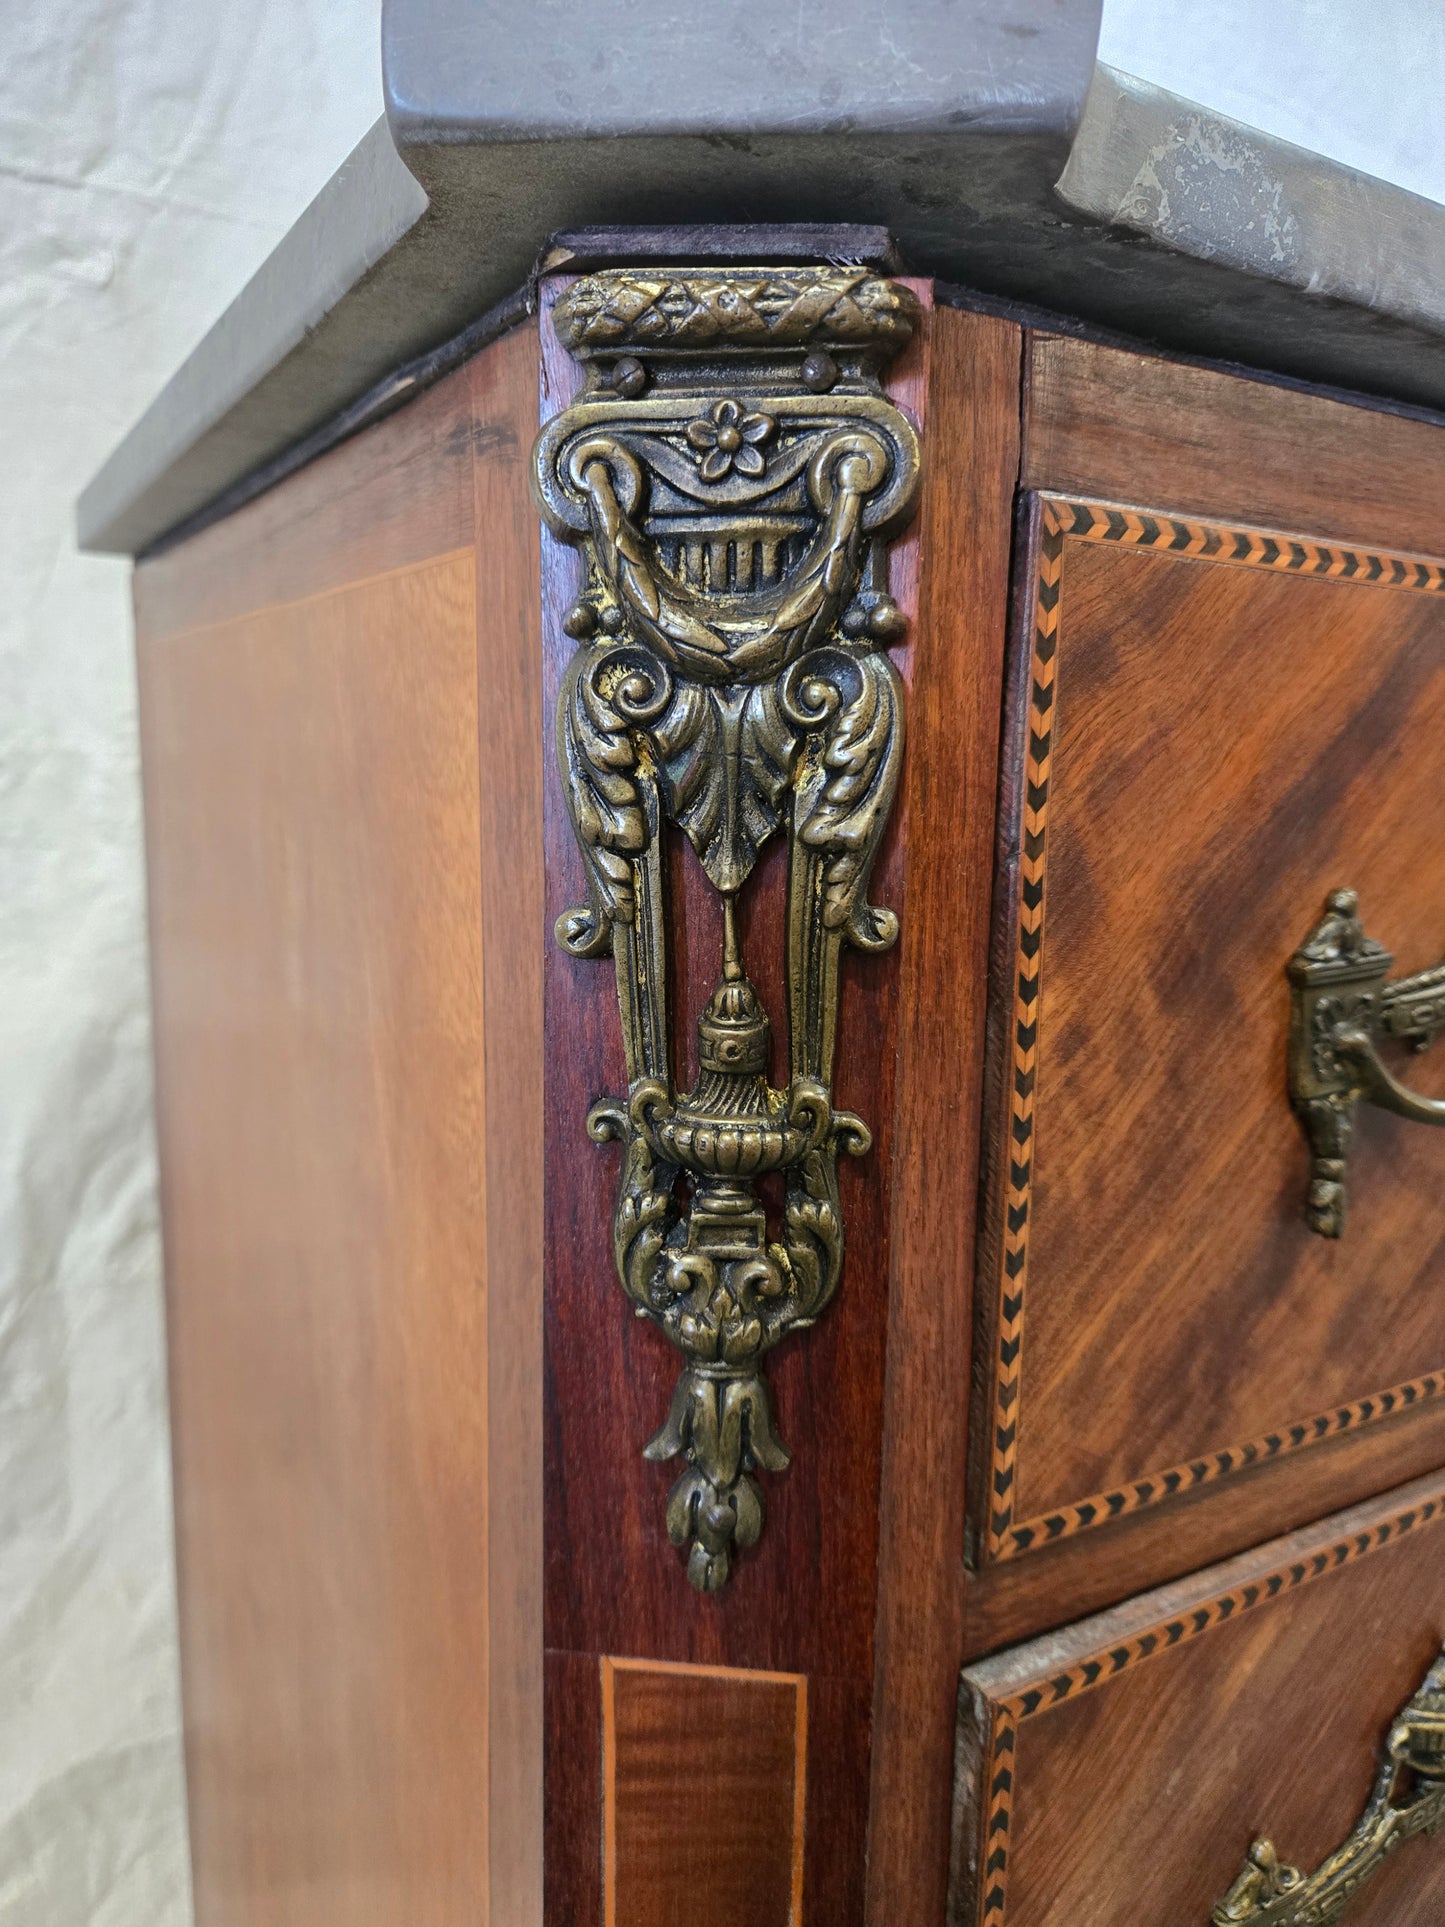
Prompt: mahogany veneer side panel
<box><xmin>136</xmin><ymin>322</ymin><xmax>546</xmax><ymax>1925</ymax></box>
<box><xmin>469</xmin><ymin>327</ymin><xmax>547</xmax><ymax>1927</ymax></box>
<box><xmin>139</xmin><ymin>553</ymin><xmax>491</xmax><ymax>1925</ymax></box>
<box><xmin>865</xmin><ymin>305</ymin><xmax>1023</xmax><ymax>1927</ymax></box>
<box><xmin>1024</xmin><ymin>332</ymin><xmax>1445</xmax><ymax>557</ymax></box>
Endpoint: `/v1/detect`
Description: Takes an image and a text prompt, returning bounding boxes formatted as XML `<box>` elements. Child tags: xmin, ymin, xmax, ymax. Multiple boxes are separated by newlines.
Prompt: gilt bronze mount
<box><xmin>532</xmin><ymin>267</ymin><xmax>921</xmax><ymax>1590</ymax></box>
<box><xmin>1287</xmin><ymin>889</ymin><xmax>1445</xmax><ymax>1237</ymax></box>
<box><xmin>1211</xmin><ymin>1645</ymin><xmax>1445</xmax><ymax>1924</ymax></box>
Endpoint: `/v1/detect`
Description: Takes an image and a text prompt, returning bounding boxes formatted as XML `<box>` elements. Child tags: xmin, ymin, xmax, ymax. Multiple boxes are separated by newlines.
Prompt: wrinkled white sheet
<box><xmin>0</xmin><ymin>6</ymin><xmax>380</xmax><ymax>1921</ymax></box>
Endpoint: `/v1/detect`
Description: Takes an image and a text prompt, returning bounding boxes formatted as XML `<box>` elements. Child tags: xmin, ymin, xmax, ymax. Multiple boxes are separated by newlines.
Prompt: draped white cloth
<box><xmin>0</xmin><ymin>7</ymin><xmax>380</xmax><ymax>1920</ymax></box>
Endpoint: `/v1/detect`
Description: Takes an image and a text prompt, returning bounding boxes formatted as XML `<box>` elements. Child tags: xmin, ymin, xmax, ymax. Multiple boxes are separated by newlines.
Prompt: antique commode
<box><xmin>81</xmin><ymin>4</ymin><xmax>1445</xmax><ymax>1923</ymax></box>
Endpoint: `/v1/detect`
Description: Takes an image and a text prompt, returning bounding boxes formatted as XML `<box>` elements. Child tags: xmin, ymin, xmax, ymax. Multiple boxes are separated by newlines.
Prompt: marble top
<box><xmin>79</xmin><ymin>0</ymin><xmax>1445</xmax><ymax>555</ymax></box>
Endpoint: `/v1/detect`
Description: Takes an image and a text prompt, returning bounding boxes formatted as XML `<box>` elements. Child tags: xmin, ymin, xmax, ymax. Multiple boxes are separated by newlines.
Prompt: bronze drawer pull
<box><xmin>1212</xmin><ymin>1645</ymin><xmax>1445</xmax><ymax>1924</ymax></box>
<box><xmin>1287</xmin><ymin>890</ymin><xmax>1445</xmax><ymax>1236</ymax></box>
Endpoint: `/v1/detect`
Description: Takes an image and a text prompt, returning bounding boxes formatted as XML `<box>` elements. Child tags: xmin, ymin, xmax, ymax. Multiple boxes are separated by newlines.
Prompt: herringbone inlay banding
<box><xmin>978</xmin><ymin>495</ymin><xmax>1445</xmax><ymax>1567</ymax></box>
<box><xmin>971</xmin><ymin>1486</ymin><xmax>1445</xmax><ymax>1926</ymax></box>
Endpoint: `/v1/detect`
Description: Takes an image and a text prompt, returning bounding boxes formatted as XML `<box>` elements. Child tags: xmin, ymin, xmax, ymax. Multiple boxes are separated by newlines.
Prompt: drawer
<box><xmin>969</xmin><ymin>491</ymin><xmax>1445</xmax><ymax>1574</ymax></box>
<box><xmin>950</xmin><ymin>1471</ymin><xmax>1445</xmax><ymax>1926</ymax></box>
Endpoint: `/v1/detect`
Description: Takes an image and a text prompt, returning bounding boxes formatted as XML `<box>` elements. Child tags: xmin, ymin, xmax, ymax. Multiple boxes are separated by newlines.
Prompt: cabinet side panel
<box><xmin>470</xmin><ymin>325</ymin><xmax>546</xmax><ymax>1927</ymax></box>
<box><xmin>135</xmin><ymin>329</ymin><xmax>544</xmax><ymax>1926</ymax></box>
<box><xmin>139</xmin><ymin>553</ymin><xmax>489</xmax><ymax>1925</ymax></box>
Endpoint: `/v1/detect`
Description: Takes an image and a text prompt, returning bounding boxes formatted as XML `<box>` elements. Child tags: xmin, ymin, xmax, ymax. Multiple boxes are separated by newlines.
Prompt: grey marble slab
<box><xmin>79</xmin><ymin>0</ymin><xmax>1445</xmax><ymax>556</ymax></box>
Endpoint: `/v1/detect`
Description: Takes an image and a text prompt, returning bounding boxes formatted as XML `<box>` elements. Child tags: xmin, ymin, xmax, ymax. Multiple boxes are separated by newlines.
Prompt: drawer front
<box><xmin>970</xmin><ymin>493</ymin><xmax>1445</xmax><ymax>1570</ymax></box>
<box><xmin>951</xmin><ymin>1472</ymin><xmax>1445</xmax><ymax>1926</ymax></box>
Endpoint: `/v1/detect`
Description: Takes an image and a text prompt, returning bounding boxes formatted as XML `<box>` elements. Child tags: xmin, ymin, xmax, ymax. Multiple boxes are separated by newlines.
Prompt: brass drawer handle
<box><xmin>1288</xmin><ymin>890</ymin><xmax>1445</xmax><ymax>1236</ymax></box>
<box><xmin>1212</xmin><ymin>1645</ymin><xmax>1445</xmax><ymax>1924</ymax></box>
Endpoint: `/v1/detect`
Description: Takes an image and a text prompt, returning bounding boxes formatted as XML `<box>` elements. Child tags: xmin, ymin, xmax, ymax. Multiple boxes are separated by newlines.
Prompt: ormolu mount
<box><xmin>533</xmin><ymin>267</ymin><xmax>921</xmax><ymax>1588</ymax></box>
<box><xmin>1288</xmin><ymin>889</ymin><xmax>1445</xmax><ymax>1237</ymax></box>
<box><xmin>1212</xmin><ymin>1645</ymin><xmax>1445</xmax><ymax>1925</ymax></box>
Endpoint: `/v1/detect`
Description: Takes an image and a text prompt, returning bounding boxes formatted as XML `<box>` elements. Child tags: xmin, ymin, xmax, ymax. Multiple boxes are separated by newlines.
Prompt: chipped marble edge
<box><xmin>1058</xmin><ymin>63</ymin><xmax>1445</xmax><ymax>340</ymax></box>
<box><xmin>78</xmin><ymin>53</ymin><xmax>1445</xmax><ymax>558</ymax></box>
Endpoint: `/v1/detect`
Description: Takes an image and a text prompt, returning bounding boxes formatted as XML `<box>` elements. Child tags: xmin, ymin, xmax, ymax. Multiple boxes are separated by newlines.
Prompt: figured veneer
<box><xmin>952</xmin><ymin>1473</ymin><xmax>1445</xmax><ymax>1927</ymax></box>
<box><xmin>969</xmin><ymin>492</ymin><xmax>1445</xmax><ymax>1573</ymax></box>
<box><xmin>603</xmin><ymin>1658</ymin><xmax>807</xmax><ymax>1927</ymax></box>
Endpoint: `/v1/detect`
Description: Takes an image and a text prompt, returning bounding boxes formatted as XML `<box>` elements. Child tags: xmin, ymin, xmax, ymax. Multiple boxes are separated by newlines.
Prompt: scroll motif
<box><xmin>534</xmin><ymin>268</ymin><xmax>921</xmax><ymax>1589</ymax></box>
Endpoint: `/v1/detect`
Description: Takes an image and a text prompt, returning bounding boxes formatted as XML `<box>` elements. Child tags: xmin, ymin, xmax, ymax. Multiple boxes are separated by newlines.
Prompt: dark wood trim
<box><xmin>866</xmin><ymin>301</ymin><xmax>1024</xmax><ymax>1927</ymax></box>
<box><xmin>936</xmin><ymin>282</ymin><xmax>1445</xmax><ymax>438</ymax></box>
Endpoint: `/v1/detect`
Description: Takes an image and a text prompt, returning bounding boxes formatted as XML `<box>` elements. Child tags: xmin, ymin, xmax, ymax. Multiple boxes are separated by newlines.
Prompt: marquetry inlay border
<box><xmin>969</xmin><ymin>1486</ymin><xmax>1445</xmax><ymax>1927</ymax></box>
<box><xmin>978</xmin><ymin>495</ymin><xmax>1445</xmax><ymax>1566</ymax></box>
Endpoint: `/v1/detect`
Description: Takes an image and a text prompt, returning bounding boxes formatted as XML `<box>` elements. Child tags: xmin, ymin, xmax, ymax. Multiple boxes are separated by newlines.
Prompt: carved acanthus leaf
<box><xmin>788</xmin><ymin>645</ymin><xmax>904</xmax><ymax>949</ymax></box>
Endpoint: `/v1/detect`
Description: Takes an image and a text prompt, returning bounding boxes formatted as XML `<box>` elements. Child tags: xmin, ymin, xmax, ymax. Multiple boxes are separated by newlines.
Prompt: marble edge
<box><xmin>1059</xmin><ymin>64</ymin><xmax>1445</xmax><ymax>340</ymax></box>
<box><xmin>78</xmin><ymin>54</ymin><xmax>1445</xmax><ymax>557</ymax></box>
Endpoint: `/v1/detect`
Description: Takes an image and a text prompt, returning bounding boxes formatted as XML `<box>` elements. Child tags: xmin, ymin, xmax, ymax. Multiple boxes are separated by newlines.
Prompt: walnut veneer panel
<box><xmin>135</xmin><ymin>326</ymin><xmax>544</xmax><ymax>1926</ymax></box>
<box><xmin>969</xmin><ymin>494</ymin><xmax>1445</xmax><ymax>1577</ymax></box>
<box><xmin>967</xmin><ymin>485</ymin><xmax>1445</xmax><ymax>1580</ymax></box>
<box><xmin>604</xmin><ymin>1659</ymin><xmax>806</xmax><ymax>1927</ymax></box>
<box><xmin>951</xmin><ymin>1472</ymin><xmax>1445</xmax><ymax>1926</ymax></box>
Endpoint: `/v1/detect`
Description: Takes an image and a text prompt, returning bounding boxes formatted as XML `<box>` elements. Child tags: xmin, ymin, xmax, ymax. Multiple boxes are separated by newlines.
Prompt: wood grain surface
<box><xmin>604</xmin><ymin>1658</ymin><xmax>806</xmax><ymax>1927</ymax></box>
<box><xmin>468</xmin><ymin>326</ymin><xmax>546</xmax><ymax>1927</ymax></box>
<box><xmin>1025</xmin><ymin>333</ymin><xmax>1445</xmax><ymax>558</ymax></box>
<box><xmin>133</xmin><ymin>282</ymin><xmax>1445</xmax><ymax>1927</ymax></box>
<box><xmin>968</xmin><ymin>493</ymin><xmax>1445</xmax><ymax>1582</ymax></box>
<box><xmin>538</xmin><ymin>279</ymin><xmax>934</xmax><ymax>1927</ymax></box>
<box><xmin>864</xmin><ymin>305</ymin><xmax>1023</xmax><ymax>1927</ymax></box>
<box><xmin>141</xmin><ymin>550</ymin><xmax>490</xmax><ymax>1926</ymax></box>
<box><xmin>133</xmin><ymin>368</ymin><xmax>478</xmax><ymax>640</ymax></box>
<box><xmin>951</xmin><ymin>1471</ymin><xmax>1445</xmax><ymax>1926</ymax></box>
<box><xmin>136</xmin><ymin>327</ymin><xmax>545</xmax><ymax>1926</ymax></box>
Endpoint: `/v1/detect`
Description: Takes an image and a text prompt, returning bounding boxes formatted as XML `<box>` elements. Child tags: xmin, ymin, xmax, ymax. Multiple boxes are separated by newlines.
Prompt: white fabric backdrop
<box><xmin>1099</xmin><ymin>0</ymin><xmax>1445</xmax><ymax>206</ymax></box>
<box><xmin>3</xmin><ymin>2</ymin><xmax>1439</xmax><ymax>1923</ymax></box>
<box><xmin>0</xmin><ymin>7</ymin><xmax>379</xmax><ymax>1921</ymax></box>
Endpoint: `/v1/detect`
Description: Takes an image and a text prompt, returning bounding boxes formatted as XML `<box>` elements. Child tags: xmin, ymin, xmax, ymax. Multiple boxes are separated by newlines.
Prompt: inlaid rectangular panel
<box><xmin>970</xmin><ymin>493</ymin><xmax>1445</xmax><ymax>1569</ymax></box>
<box><xmin>950</xmin><ymin>1471</ymin><xmax>1445</xmax><ymax>1926</ymax></box>
<box><xmin>137</xmin><ymin>324</ymin><xmax>545</xmax><ymax>1927</ymax></box>
<box><xmin>603</xmin><ymin>1658</ymin><xmax>807</xmax><ymax>1927</ymax></box>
